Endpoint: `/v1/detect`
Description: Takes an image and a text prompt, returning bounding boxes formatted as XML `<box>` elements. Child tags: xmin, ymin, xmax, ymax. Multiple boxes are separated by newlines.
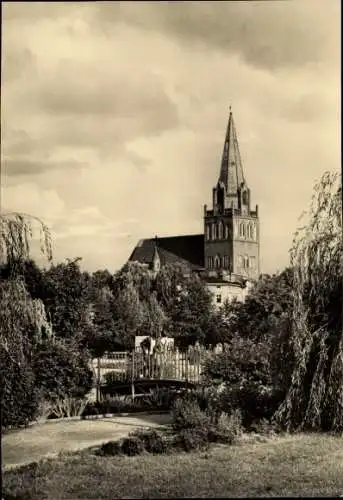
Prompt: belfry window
<box><xmin>206</xmin><ymin>224</ymin><xmax>211</xmax><ymax>240</ymax></box>
<box><xmin>239</xmin><ymin>223</ymin><xmax>245</xmax><ymax>238</ymax></box>
<box><xmin>218</xmin><ymin>221</ymin><xmax>223</xmax><ymax>239</ymax></box>
<box><xmin>225</xmin><ymin>225</ymin><xmax>229</xmax><ymax>239</ymax></box>
<box><xmin>215</xmin><ymin>255</ymin><xmax>221</xmax><ymax>269</ymax></box>
<box><xmin>242</xmin><ymin>191</ymin><xmax>248</xmax><ymax>205</ymax></box>
<box><xmin>212</xmin><ymin>223</ymin><xmax>216</xmax><ymax>240</ymax></box>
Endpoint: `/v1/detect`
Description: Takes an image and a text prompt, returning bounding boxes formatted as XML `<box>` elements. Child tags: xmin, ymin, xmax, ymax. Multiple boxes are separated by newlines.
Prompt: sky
<box><xmin>1</xmin><ymin>1</ymin><xmax>341</xmax><ymax>274</ymax></box>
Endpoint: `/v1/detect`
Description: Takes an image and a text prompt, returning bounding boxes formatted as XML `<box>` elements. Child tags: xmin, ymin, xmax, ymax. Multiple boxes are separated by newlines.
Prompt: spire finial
<box><xmin>229</xmin><ymin>105</ymin><xmax>232</xmax><ymax>113</ymax></box>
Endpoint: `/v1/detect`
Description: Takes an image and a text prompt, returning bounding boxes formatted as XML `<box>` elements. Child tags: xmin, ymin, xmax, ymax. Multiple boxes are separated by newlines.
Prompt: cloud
<box><xmin>91</xmin><ymin>1</ymin><xmax>340</xmax><ymax>71</ymax></box>
<box><xmin>1</xmin><ymin>1</ymin><xmax>340</xmax><ymax>274</ymax></box>
<box><xmin>3</xmin><ymin>158</ymin><xmax>88</xmax><ymax>177</ymax></box>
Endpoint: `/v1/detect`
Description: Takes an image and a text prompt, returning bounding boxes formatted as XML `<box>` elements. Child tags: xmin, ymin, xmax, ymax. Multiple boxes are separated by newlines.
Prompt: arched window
<box><xmin>212</xmin><ymin>223</ymin><xmax>216</xmax><ymax>240</ymax></box>
<box><xmin>218</xmin><ymin>221</ymin><xmax>223</xmax><ymax>239</ymax></box>
<box><xmin>238</xmin><ymin>255</ymin><xmax>244</xmax><ymax>268</ymax></box>
<box><xmin>207</xmin><ymin>256</ymin><xmax>213</xmax><ymax>269</ymax></box>
<box><xmin>215</xmin><ymin>255</ymin><xmax>221</xmax><ymax>269</ymax></box>
<box><xmin>247</xmin><ymin>223</ymin><xmax>253</xmax><ymax>239</ymax></box>
<box><xmin>225</xmin><ymin>225</ymin><xmax>229</xmax><ymax>239</ymax></box>
<box><xmin>250</xmin><ymin>256</ymin><xmax>256</xmax><ymax>269</ymax></box>
<box><xmin>206</xmin><ymin>224</ymin><xmax>211</xmax><ymax>240</ymax></box>
<box><xmin>242</xmin><ymin>191</ymin><xmax>248</xmax><ymax>205</ymax></box>
<box><xmin>224</xmin><ymin>255</ymin><xmax>230</xmax><ymax>269</ymax></box>
<box><xmin>239</xmin><ymin>223</ymin><xmax>245</xmax><ymax>238</ymax></box>
<box><xmin>217</xmin><ymin>187</ymin><xmax>224</xmax><ymax>213</ymax></box>
<box><xmin>244</xmin><ymin>255</ymin><xmax>249</xmax><ymax>269</ymax></box>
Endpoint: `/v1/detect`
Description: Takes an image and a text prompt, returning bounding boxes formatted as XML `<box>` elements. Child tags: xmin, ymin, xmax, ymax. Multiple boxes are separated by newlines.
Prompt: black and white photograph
<box><xmin>1</xmin><ymin>1</ymin><xmax>342</xmax><ymax>498</ymax></box>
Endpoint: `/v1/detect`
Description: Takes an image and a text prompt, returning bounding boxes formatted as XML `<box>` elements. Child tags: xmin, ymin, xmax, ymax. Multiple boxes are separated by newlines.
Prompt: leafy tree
<box><xmin>112</xmin><ymin>282</ymin><xmax>146</xmax><ymax>350</ymax></box>
<box><xmin>0</xmin><ymin>212</ymin><xmax>52</xmax><ymax>271</ymax></box>
<box><xmin>155</xmin><ymin>263</ymin><xmax>188</xmax><ymax>315</ymax></box>
<box><xmin>83</xmin><ymin>284</ymin><xmax>123</xmax><ymax>356</ymax></box>
<box><xmin>43</xmin><ymin>258</ymin><xmax>92</xmax><ymax>341</ymax></box>
<box><xmin>140</xmin><ymin>291</ymin><xmax>168</xmax><ymax>339</ymax></box>
<box><xmin>32</xmin><ymin>339</ymin><xmax>93</xmax><ymax>402</ymax></box>
<box><xmin>91</xmin><ymin>269</ymin><xmax>114</xmax><ymax>293</ymax></box>
<box><xmin>0</xmin><ymin>212</ymin><xmax>53</xmax><ymax>428</ymax></box>
<box><xmin>113</xmin><ymin>261</ymin><xmax>153</xmax><ymax>301</ymax></box>
<box><xmin>170</xmin><ymin>273</ymin><xmax>214</xmax><ymax>349</ymax></box>
<box><xmin>275</xmin><ymin>171</ymin><xmax>343</xmax><ymax>432</ymax></box>
<box><xmin>222</xmin><ymin>268</ymin><xmax>293</xmax><ymax>342</ymax></box>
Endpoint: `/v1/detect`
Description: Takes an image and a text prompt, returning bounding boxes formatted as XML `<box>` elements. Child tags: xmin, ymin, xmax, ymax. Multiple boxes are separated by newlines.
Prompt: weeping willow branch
<box><xmin>0</xmin><ymin>212</ymin><xmax>53</xmax><ymax>367</ymax></box>
<box><xmin>0</xmin><ymin>279</ymin><xmax>53</xmax><ymax>367</ymax></box>
<box><xmin>275</xmin><ymin>171</ymin><xmax>343</xmax><ymax>432</ymax></box>
<box><xmin>0</xmin><ymin>211</ymin><xmax>53</xmax><ymax>266</ymax></box>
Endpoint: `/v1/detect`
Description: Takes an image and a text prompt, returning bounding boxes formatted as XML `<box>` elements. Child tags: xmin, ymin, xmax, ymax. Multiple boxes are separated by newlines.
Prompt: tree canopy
<box><xmin>275</xmin><ymin>171</ymin><xmax>343</xmax><ymax>432</ymax></box>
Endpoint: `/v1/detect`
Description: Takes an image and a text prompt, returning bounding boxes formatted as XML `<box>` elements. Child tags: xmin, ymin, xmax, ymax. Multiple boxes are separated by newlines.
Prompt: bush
<box><xmin>179</xmin><ymin>426</ymin><xmax>210</xmax><ymax>452</ymax></box>
<box><xmin>100</xmin><ymin>440</ymin><xmax>123</xmax><ymax>456</ymax></box>
<box><xmin>217</xmin><ymin>383</ymin><xmax>284</xmax><ymax>428</ymax></box>
<box><xmin>2</xmin><ymin>461</ymin><xmax>40</xmax><ymax>500</ymax></box>
<box><xmin>121</xmin><ymin>436</ymin><xmax>145</xmax><ymax>456</ymax></box>
<box><xmin>202</xmin><ymin>340</ymin><xmax>271</xmax><ymax>387</ymax></box>
<box><xmin>130</xmin><ymin>428</ymin><xmax>170</xmax><ymax>454</ymax></box>
<box><xmin>32</xmin><ymin>340</ymin><xmax>93</xmax><ymax>402</ymax></box>
<box><xmin>139</xmin><ymin>388</ymin><xmax>176</xmax><ymax>411</ymax></box>
<box><xmin>172</xmin><ymin>396</ymin><xmax>211</xmax><ymax>431</ymax></box>
<box><xmin>48</xmin><ymin>397</ymin><xmax>88</xmax><ymax>419</ymax></box>
<box><xmin>0</xmin><ymin>359</ymin><xmax>40</xmax><ymax>429</ymax></box>
<box><xmin>208</xmin><ymin>410</ymin><xmax>243</xmax><ymax>444</ymax></box>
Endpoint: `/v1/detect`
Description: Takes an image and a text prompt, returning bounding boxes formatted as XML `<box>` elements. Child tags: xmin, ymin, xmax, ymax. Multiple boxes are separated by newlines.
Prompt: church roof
<box><xmin>128</xmin><ymin>234</ymin><xmax>205</xmax><ymax>270</ymax></box>
<box><xmin>219</xmin><ymin>108</ymin><xmax>245</xmax><ymax>195</ymax></box>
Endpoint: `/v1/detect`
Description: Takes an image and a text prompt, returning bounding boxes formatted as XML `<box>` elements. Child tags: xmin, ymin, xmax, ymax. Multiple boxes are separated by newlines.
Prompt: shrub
<box><xmin>100</xmin><ymin>440</ymin><xmax>123</xmax><ymax>456</ymax></box>
<box><xmin>179</xmin><ymin>426</ymin><xmax>210</xmax><ymax>452</ymax></box>
<box><xmin>139</xmin><ymin>388</ymin><xmax>176</xmax><ymax>410</ymax></box>
<box><xmin>2</xmin><ymin>461</ymin><xmax>40</xmax><ymax>500</ymax></box>
<box><xmin>172</xmin><ymin>396</ymin><xmax>211</xmax><ymax>431</ymax></box>
<box><xmin>32</xmin><ymin>340</ymin><xmax>93</xmax><ymax>402</ymax></box>
<box><xmin>217</xmin><ymin>383</ymin><xmax>284</xmax><ymax>428</ymax></box>
<box><xmin>121</xmin><ymin>436</ymin><xmax>145</xmax><ymax>456</ymax></box>
<box><xmin>100</xmin><ymin>395</ymin><xmax>128</xmax><ymax>414</ymax></box>
<box><xmin>0</xmin><ymin>359</ymin><xmax>40</xmax><ymax>429</ymax></box>
<box><xmin>49</xmin><ymin>397</ymin><xmax>88</xmax><ymax>419</ymax></box>
<box><xmin>208</xmin><ymin>410</ymin><xmax>243</xmax><ymax>444</ymax></box>
<box><xmin>202</xmin><ymin>340</ymin><xmax>271</xmax><ymax>387</ymax></box>
<box><xmin>130</xmin><ymin>428</ymin><xmax>170</xmax><ymax>454</ymax></box>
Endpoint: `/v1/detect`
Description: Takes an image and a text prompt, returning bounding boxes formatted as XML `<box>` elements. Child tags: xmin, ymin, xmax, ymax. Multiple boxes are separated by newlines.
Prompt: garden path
<box><xmin>2</xmin><ymin>413</ymin><xmax>172</xmax><ymax>470</ymax></box>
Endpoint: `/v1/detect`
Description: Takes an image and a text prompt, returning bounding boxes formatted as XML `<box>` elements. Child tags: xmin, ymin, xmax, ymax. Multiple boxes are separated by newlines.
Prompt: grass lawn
<box><xmin>3</xmin><ymin>433</ymin><xmax>343</xmax><ymax>499</ymax></box>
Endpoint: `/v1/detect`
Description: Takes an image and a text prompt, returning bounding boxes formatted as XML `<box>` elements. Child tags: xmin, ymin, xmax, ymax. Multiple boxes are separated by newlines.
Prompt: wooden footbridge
<box><xmin>91</xmin><ymin>345</ymin><xmax>207</xmax><ymax>400</ymax></box>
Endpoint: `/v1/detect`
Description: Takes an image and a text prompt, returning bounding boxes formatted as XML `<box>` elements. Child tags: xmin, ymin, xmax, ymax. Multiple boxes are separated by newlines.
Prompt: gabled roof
<box><xmin>219</xmin><ymin>108</ymin><xmax>245</xmax><ymax>195</ymax></box>
<box><xmin>128</xmin><ymin>234</ymin><xmax>205</xmax><ymax>270</ymax></box>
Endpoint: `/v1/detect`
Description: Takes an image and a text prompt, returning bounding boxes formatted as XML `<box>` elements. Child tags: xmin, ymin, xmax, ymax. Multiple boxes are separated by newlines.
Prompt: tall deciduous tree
<box><xmin>43</xmin><ymin>258</ymin><xmax>92</xmax><ymax>341</ymax></box>
<box><xmin>171</xmin><ymin>273</ymin><xmax>214</xmax><ymax>348</ymax></box>
<box><xmin>221</xmin><ymin>268</ymin><xmax>293</xmax><ymax>342</ymax></box>
<box><xmin>275</xmin><ymin>171</ymin><xmax>343</xmax><ymax>432</ymax></box>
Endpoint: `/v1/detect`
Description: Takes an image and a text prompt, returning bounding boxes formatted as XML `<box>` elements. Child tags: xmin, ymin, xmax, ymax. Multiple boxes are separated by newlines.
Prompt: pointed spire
<box><xmin>218</xmin><ymin>108</ymin><xmax>245</xmax><ymax>196</ymax></box>
<box><xmin>152</xmin><ymin>235</ymin><xmax>161</xmax><ymax>273</ymax></box>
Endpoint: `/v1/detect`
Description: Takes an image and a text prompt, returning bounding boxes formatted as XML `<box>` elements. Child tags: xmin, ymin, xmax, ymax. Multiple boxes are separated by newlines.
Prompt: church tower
<box><xmin>204</xmin><ymin>109</ymin><xmax>260</xmax><ymax>282</ymax></box>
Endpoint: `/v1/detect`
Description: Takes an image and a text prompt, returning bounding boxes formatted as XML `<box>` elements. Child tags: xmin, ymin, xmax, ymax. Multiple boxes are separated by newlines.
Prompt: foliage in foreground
<box><xmin>275</xmin><ymin>171</ymin><xmax>343</xmax><ymax>432</ymax></box>
<box><xmin>3</xmin><ymin>434</ymin><xmax>343</xmax><ymax>499</ymax></box>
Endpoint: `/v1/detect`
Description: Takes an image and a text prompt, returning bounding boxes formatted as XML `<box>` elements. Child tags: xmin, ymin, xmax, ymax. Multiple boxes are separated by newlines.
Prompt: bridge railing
<box><xmin>91</xmin><ymin>346</ymin><xmax>207</xmax><ymax>389</ymax></box>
